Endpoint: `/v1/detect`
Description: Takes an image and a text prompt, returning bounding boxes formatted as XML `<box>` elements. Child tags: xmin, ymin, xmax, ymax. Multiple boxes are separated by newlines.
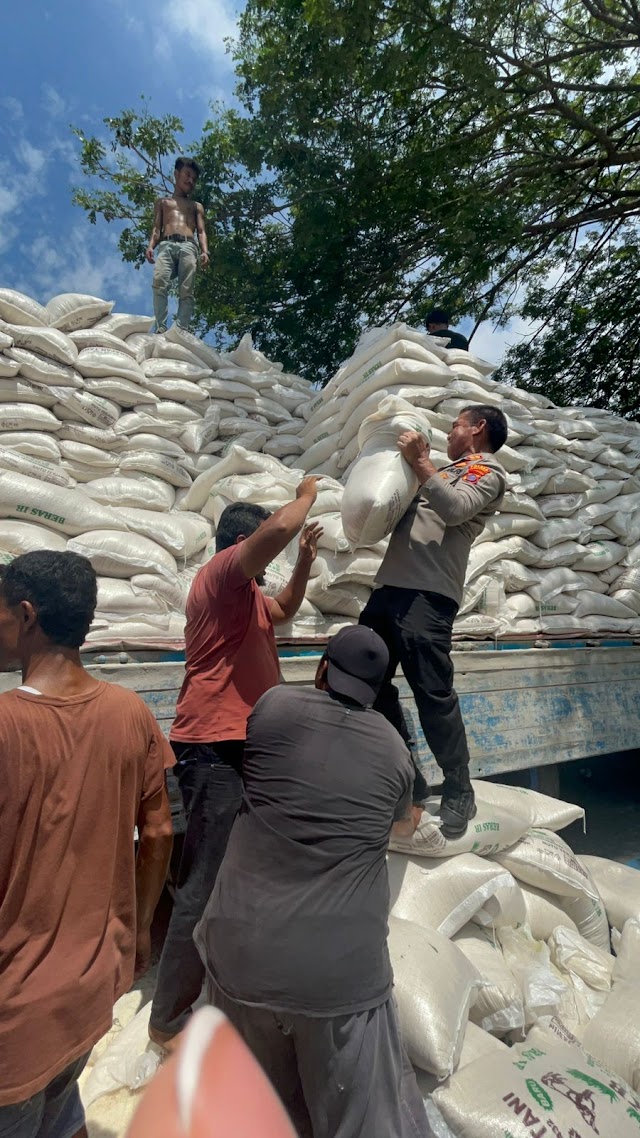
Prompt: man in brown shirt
<box><xmin>0</xmin><ymin>551</ymin><xmax>175</xmax><ymax>1138</ymax></box>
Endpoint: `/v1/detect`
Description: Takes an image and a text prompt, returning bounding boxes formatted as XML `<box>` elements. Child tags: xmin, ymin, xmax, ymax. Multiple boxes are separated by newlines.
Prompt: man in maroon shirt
<box><xmin>149</xmin><ymin>476</ymin><xmax>321</xmax><ymax>1050</ymax></box>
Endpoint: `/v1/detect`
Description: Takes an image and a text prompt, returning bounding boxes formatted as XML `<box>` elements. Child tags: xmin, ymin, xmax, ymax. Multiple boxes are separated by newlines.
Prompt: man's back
<box><xmin>171</xmin><ymin>545</ymin><xmax>280</xmax><ymax>743</ymax></box>
<box><xmin>197</xmin><ymin>685</ymin><xmax>414</xmax><ymax>1016</ymax></box>
<box><xmin>0</xmin><ymin>681</ymin><xmax>171</xmax><ymax>1106</ymax></box>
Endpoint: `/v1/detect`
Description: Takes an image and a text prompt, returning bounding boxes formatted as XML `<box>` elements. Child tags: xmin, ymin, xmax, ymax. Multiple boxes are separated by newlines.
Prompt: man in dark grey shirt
<box><xmin>194</xmin><ymin>626</ymin><xmax>430</xmax><ymax>1138</ymax></box>
<box><xmin>360</xmin><ymin>404</ymin><xmax>508</xmax><ymax>840</ymax></box>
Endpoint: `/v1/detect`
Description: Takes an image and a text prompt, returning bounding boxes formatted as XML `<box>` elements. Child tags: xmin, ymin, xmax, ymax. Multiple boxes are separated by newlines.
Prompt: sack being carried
<box><xmin>340</xmin><ymin>395</ymin><xmax>433</xmax><ymax>548</ymax></box>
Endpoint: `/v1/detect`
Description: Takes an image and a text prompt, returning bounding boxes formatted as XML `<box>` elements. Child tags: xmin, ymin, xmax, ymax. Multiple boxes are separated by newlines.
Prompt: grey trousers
<box><xmin>208</xmin><ymin>980</ymin><xmax>432</xmax><ymax>1138</ymax></box>
<box><xmin>152</xmin><ymin>239</ymin><xmax>198</xmax><ymax>331</ymax></box>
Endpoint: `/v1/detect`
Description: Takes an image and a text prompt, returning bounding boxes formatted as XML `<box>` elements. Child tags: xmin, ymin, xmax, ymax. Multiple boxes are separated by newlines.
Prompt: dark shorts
<box><xmin>0</xmin><ymin>1052</ymin><xmax>90</xmax><ymax>1138</ymax></box>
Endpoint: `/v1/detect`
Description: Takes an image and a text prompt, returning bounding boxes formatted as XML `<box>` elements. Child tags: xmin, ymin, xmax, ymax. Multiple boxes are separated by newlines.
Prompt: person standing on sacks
<box><xmin>149</xmin><ymin>477</ymin><xmax>322</xmax><ymax>1052</ymax></box>
<box><xmin>360</xmin><ymin>404</ymin><xmax>508</xmax><ymax>838</ymax></box>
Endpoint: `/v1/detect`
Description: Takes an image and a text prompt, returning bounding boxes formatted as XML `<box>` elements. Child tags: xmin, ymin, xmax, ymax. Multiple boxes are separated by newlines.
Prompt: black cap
<box><xmin>325</xmin><ymin>626</ymin><xmax>390</xmax><ymax>708</ymax></box>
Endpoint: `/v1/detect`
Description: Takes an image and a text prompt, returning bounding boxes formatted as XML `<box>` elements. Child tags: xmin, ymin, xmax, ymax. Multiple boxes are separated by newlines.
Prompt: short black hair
<box><xmin>216</xmin><ymin>503</ymin><xmax>271</xmax><ymax>552</ymax></box>
<box><xmin>461</xmin><ymin>404</ymin><xmax>509</xmax><ymax>452</ymax></box>
<box><xmin>0</xmin><ymin>551</ymin><xmax>97</xmax><ymax>647</ymax></box>
<box><xmin>426</xmin><ymin>308</ymin><xmax>450</xmax><ymax>325</ymax></box>
<box><xmin>175</xmin><ymin>156</ymin><xmax>201</xmax><ymax>178</ymax></box>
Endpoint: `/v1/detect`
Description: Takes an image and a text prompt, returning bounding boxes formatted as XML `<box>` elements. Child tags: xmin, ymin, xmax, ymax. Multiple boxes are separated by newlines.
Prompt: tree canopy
<box><xmin>73</xmin><ymin>0</ymin><xmax>640</xmax><ymax>408</ymax></box>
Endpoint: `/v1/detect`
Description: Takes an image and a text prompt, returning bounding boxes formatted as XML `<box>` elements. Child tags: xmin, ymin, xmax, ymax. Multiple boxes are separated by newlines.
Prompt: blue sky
<box><xmin>0</xmin><ymin>0</ymin><xmax>528</xmax><ymax>364</ymax></box>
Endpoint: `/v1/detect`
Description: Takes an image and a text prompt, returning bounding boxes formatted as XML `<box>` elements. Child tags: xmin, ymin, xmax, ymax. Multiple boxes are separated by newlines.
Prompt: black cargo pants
<box><xmin>359</xmin><ymin>586</ymin><xmax>471</xmax><ymax>794</ymax></box>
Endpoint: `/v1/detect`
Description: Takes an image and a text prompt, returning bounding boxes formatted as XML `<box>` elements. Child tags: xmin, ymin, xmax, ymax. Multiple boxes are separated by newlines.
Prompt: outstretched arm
<box><xmin>146</xmin><ymin>200</ymin><xmax>163</xmax><ymax>264</ymax></box>
<box><xmin>196</xmin><ymin>202</ymin><xmax>209</xmax><ymax>267</ymax></box>
<box><xmin>238</xmin><ymin>476</ymin><xmax>319</xmax><ymax>581</ymax></box>
<box><xmin>267</xmin><ymin>522</ymin><xmax>323</xmax><ymax>624</ymax></box>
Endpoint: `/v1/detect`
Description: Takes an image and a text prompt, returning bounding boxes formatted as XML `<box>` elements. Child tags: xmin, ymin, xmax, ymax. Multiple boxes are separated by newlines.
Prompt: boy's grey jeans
<box><xmin>152</xmin><ymin>238</ymin><xmax>198</xmax><ymax>331</ymax></box>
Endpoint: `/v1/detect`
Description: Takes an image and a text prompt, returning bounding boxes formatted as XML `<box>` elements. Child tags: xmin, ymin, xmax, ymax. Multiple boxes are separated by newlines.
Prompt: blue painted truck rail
<box><xmin>68</xmin><ymin>639</ymin><xmax>640</xmax><ymax>786</ymax></box>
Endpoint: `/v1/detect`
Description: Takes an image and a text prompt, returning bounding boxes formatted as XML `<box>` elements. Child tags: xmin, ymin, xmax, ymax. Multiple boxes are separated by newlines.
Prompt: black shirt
<box><xmin>440</xmin><ymin>328</ymin><xmax>469</xmax><ymax>350</ymax></box>
<box><xmin>195</xmin><ymin>685</ymin><xmax>414</xmax><ymax>1016</ymax></box>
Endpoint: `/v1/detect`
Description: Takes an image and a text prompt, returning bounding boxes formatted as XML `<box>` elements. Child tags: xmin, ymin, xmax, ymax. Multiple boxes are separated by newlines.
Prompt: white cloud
<box><xmin>156</xmin><ymin>0</ymin><xmax>239</xmax><ymax>64</ymax></box>
<box><xmin>0</xmin><ymin>96</ymin><xmax>24</xmax><ymax>122</ymax></box>
<box><xmin>469</xmin><ymin>315</ymin><xmax>539</xmax><ymax>368</ymax></box>
<box><xmin>42</xmin><ymin>84</ymin><xmax>67</xmax><ymax>120</ymax></box>
<box><xmin>16</xmin><ymin>141</ymin><xmax>47</xmax><ymax>176</ymax></box>
<box><xmin>15</xmin><ymin>225</ymin><xmax>151</xmax><ymax>311</ymax></box>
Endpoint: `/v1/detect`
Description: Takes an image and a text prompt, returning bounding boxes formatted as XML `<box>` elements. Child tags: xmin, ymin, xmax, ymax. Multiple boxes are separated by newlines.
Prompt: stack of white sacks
<box><xmin>385</xmin><ymin>780</ymin><xmax>640</xmax><ymax>1136</ymax></box>
<box><xmin>2</xmin><ymin>286</ymin><xmax>640</xmax><ymax>647</ymax></box>
<box><xmin>78</xmin><ymin>779</ymin><xmax>640</xmax><ymax>1137</ymax></box>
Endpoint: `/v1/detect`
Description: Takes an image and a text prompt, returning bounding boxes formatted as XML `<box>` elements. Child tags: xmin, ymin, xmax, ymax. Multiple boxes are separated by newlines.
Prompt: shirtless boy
<box><xmin>146</xmin><ymin>157</ymin><xmax>209</xmax><ymax>333</ymax></box>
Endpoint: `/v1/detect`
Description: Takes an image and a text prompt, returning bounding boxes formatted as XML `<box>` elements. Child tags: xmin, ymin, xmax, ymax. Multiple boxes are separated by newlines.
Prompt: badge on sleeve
<box><xmin>463</xmin><ymin>462</ymin><xmax>491</xmax><ymax>484</ymax></box>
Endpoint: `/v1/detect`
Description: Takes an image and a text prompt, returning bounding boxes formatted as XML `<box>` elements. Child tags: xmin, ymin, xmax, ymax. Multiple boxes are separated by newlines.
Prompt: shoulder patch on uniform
<box><xmin>463</xmin><ymin>462</ymin><xmax>492</xmax><ymax>484</ymax></box>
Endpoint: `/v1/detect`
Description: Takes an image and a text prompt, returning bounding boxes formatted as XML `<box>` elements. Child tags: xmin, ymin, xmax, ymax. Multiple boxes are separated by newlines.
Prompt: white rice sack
<box><xmin>513</xmin><ymin>469</ymin><xmax>552</xmax><ymax>496</ymax></box>
<box><xmin>0</xmin><ymin>520</ymin><xmax>67</xmax><ymax>556</ymax></box>
<box><xmin>0</xmin><ymin>432</ymin><xmax>61</xmax><ymax>461</ymax></box>
<box><xmin>0</xmin><ymin>471</ymin><xmax>126</xmax><ymax>535</ymax></box>
<box><xmin>58</xmin><ymin>442</ymin><xmax>119</xmax><ymax>470</ymax></box>
<box><xmin>305</xmin><ymin>577</ymin><xmax>371</xmax><ymax>617</ymax></box>
<box><xmin>573</xmin><ymin>591</ymin><xmax>637</xmax><ymax>619</ymax></box>
<box><xmin>584</xmin><ymin>480</ymin><xmax>626</xmax><ymax>504</ymax></box>
<box><xmin>0</xmin><ymin>403</ymin><xmax>62</xmax><ymax>433</ymax></box>
<box><xmin>54</xmin><ymin>390</ymin><xmax>120</xmax><ymax>429</ymax></box>
<box><xmin>548</xmin><ymin>927</ymin><xmax>614</xmax><ymax>993</ymax></box>
<box><xmin>84</xmin><ymin>475</ymin><xmax>176</xmax><ymax>512</ymax></box>
<box><xmin>498</xmin><ymin>927</ymin><xmax>572</xmax><ymax>1025</ymax></box>
<box><xmin>7</xmin><ymin>347</ymin><xmax>82</xmax><ymax>388</ymax></box>
<box><xmin>138</xmin><ymin>400</ymin><xmax>203</xmax><ymax>424</ymax></box>
<box><xmin>142</xmin><ymin>376</ymin><xmax>207</xmax><ymax>402</ymax></box>
<box><xmin>453</xmin><ymin>925</ymin><xmax>525</xmax><ymax>1035</ymax></box>
<box><xmin>494</xmin><ymin>559</ymin><xmax>540</xmax><ymax>592</ymax></box>
<box><xmin>0</xmin><ymin>446</ymin><xmax>72</xmax><ymax>487</ymax></box>
<box><xmin>96</xmin><ymin>577</ymin><xmax>170</xmax><ymax>617</ymax></box>
<box><xmin>142</xmin><ymin>357</ymin><xmax>210</xmax><ymax>382</ymax></box>
<box><xmin>180</xmin><ymin>417</ymin><xmax>221</xmax><ymax>455</ymax></box>
<box><xmin>531</xmin><ymin>517</ymin><xmax>588</xmax><ymax>548</ymax></box>
<box><xmin>0</xmin><ymin>355</ymin><xmax>20</xmax><ymax>378</ymax></box>
<box><xmin>263</xmin><ymin>435</ymin><xmax>304</xmax><ymax>458</ymax></box>
<box><xmin>430</xmin><ymin>1028</ymin><xmax>640</xmax><ymax>1138</ymax></box>
<box><xmin>119</xmin><ymin>451</ymin><xmax>192</xmax><ymax>489</ymax></box>
<box><xmin>494</xmin><ymin>829</ymin><xmax>598</xmax><ymax>900</ymax></box>
<box><xmin>83</xmin><ymin>376</ymin><xmax>157</xmax><ymax>407</ymax></box>
<box><xmin>0</xmin><ymin>289</ymin><xmax>48</xmax><ymax>326</ymax></box>
<box><xmin>336</xmin><ymin>339</ymin><xmax>451</xmax><ymax>398</ymax></box>
<box><xmin>68</xmin><ymin>530</ymin><xmax>178</xmax><ymax>580</ymax></box>
<box><xmin>46</xmin><ymin>293</ymin><xmax>112</xmax><ymax>332</ymax></box>
<box><xmin>574</xmin><ymin>540</ymin><xmax>626</xmax><ymax>571</ymax></box>
<box><xmin>494</xmin><ymin>829</ymin><xmax>610</xmax><ymax>950</ymax></box>
<box><xmin>118</xmin><ymin>508</ymin><xmax>211</xmax><ymax>559</ymax></box>
<box><xmin>0</xmin><ymin>331</ymin><xmax>13</xmax><ymax>350</ymax></box>
<box><xmin>121</xmin><ymin>434</ymin><xmax>185</xmax><ymax>458</ymax></box>
<box><xmin>58</xmin><ymin>424</ymin><xmax>124</xmax><ymax>451</ymax></box>
<box><xmin>150</xmin><ymin>339</ymin><xmax>205</xmax><ymax>367</ymax></box>
<box><xmin>535</xmin><ymin>541</ymin><xmax>584</xmax><ymax>569</ymax></box>
<box><xmin>389</xmin><ymin>779</ymin><xmax>582</xmax><ymax>860</ymax></box>
<box><xmin>235</xmin><ymin>395</ymin><xmax>292</xmax><ymax>425</ymax></box>
<box><xmin>164</xmin><ymin>324</ymin><xmax>223</xmax><ymax>370</ymax></box>
<box><xmin>181</xmin><ymin>445</ymin><xmax>298</xmax><ymax>512</ymax></box>
<box><xmin>95</xmin><ymin>313</ymin><xmax>153</xmax><ymax>340</ymax></box>
<box><xmin>578</xmin><ymin>857</ymin><xmax>640</xmax><ymax>933</ymax></box>
<box><xmin>131</xmin><ymin>572</ymin><xmax>191</xmax><ymax>612</ymax></box>
<box><xmin>0</xmin><ymin>322</ymin><xmax>78</xmax><ymax>367</ymax></box>
<box><xmin>388</xmin><ymin>851</ymin><xmax>523</xmax><ymax>939</ymax></box>
<box><xmin>224</xmin><ymin>332</ymin><xmax>283</xmax><ymax>374</ymax></box>
<box><xmin>75</xmin><ymin>347</ymin><xmax>146</xmax><ymax>384</ymax></box>
<box><xmin>85</xmin><ymin>612</ymin><xmax>186</xmax><ymax>647</ymax></box>
<box><xmin>612</xmin><ymin>588</ymin><xmax>640</xmax><ymax>615</ymax></box>
<box><xmin>314</xmin><ymin>550</ymin><xmax>383</xmax><ymax>587</ymax></box>
<box><xmin>611</xmin><ymin>918</ymin><xmax>640</xmax><ymax>987</ymax></box>
<box><xmin>341</xmin><ymin>395</ymin><xmax>432</xmax><ymax>547</ymax></box>
<box><xmin>224</xmin><ymin>428</ymin><xmax>271</xmax><ymax>453</ymax></box>
<box><xmin>388</xmin><ymin>917</ymin><xmax>480</xmax><ymax>1078</ymax></box>
<box><xmin>521</xmin><ymin>884</ymin><xmax>580</xmax><ymax>941</ymax></box>
<box><xmin>476</xmin><ymin>514</ymin><xmax>541</xmax><ymax>543</ymax></box>
<box><xmin>583</xmin><ymin>986</ymin><xmax>640</xmax><ymax>1092</ymax></box>
<box><xmin>70</xmin><ymin>329</ymin><xmax>140</xmax><ymax>359</ymax></box>
<box><xmin>453</xmin><ymin>613</ymin><xmax>501</xmax><ymax>638</ymax></box>
<box><xmin>61</xmin><ymin>461</ymin><xmax>109</xmax><ymax>485</ymax></box>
